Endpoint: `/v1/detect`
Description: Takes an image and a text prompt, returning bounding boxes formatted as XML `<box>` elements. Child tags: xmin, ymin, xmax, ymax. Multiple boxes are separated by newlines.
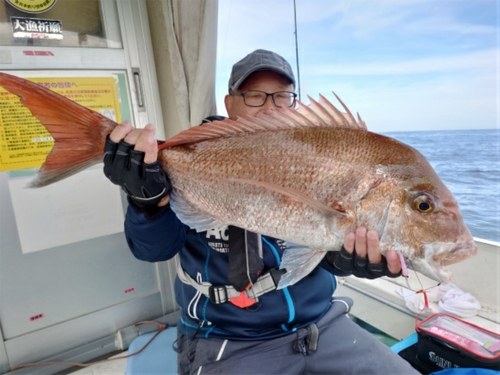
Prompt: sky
<box><xmin>215</xmin><ymin>0</ymin><xmax>497</xmax><ymax>133</ymax></box>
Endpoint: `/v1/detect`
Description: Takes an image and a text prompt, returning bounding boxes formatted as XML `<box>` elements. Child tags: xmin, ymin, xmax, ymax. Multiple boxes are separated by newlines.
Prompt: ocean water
<box><xmin>383</xmin><ymin>129</ymin><xmax>500</xmax><ymax>243</ymax></box>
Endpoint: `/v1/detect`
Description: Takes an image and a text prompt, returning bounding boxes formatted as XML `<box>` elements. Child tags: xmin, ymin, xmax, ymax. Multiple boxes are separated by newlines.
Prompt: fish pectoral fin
<box><xmin>231</xmin><ymin>179</ymin><xmax>347</xmax><ymax>218</ymax></box>
<box><xmin>277</xmin><ymin>247</ymin><xmax>327</xmax><ymax>289</ymax></box>
<box><xmin>170</xmin><ymin>191</ymin><xmax>226</xmax><ymax>232</ymax></box>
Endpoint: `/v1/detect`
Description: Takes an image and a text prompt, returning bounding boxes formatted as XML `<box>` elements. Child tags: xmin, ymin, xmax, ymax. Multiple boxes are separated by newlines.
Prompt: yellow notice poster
<box><xmin>0</xmin><ymin>77</ymin><xmax>121</xmax><ymax>172</ymax></box>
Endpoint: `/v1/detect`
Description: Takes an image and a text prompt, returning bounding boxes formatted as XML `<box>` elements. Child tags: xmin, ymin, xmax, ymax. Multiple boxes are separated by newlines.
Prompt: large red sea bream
<box><xmin>0</xmin><ymin>72</ymin><xmax>477</xmax><ymax>288</ymax></box>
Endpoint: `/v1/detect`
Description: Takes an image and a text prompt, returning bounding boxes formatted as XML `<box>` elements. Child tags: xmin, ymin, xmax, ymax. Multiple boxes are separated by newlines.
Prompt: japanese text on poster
<box><xmin>0</xmin><ymin>77</ymin><xmax>121</xmax><ymax>171</ymax></box>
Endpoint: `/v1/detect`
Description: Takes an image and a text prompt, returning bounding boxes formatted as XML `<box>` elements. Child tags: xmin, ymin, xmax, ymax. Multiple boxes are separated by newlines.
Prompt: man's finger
<box><xmin>366</xmin><ymin>230</ymin><xmax>382</xmax><ymax>265</ymax></box>
<box><xmin>109</xmin><ymin>121</ymin><xmax>133</xmax><ymax>143</ymax></box>
<box><xmin>354</xmin><ymin>227</ymin><xmax>367</xmax><ymax>258</ymax></box>
<box><xmin>385</xmin><ymin>250</ymin><xmax>402</xmax><ymax>275</ymax></box>
<box><xmin>158</xmin><ymin>195</ymin><xmax>170</xmax><ymax>207</ymax></box>
<box><xmin>343</xmin><ymin>231</ymin><xmax>356</xmax><ymax>254</ymax></box>
<box><xmin>133</xmin><ymin>124</ymin><xmax>158</xmax><ymax>164</ymax></box>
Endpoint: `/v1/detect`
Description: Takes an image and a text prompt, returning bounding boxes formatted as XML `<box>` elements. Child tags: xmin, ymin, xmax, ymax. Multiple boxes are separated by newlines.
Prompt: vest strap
<box><xmin>176</xmin><ymin>261</ymin><xmax>286</xmax><ymax>307</ymax></box>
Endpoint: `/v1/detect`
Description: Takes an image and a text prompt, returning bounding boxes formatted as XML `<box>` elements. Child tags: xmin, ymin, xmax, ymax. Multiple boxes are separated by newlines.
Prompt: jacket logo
<box><xmin>206</xmin><ymin>226</ymin><xmax>229</xmax><ymax>253</ymax></box>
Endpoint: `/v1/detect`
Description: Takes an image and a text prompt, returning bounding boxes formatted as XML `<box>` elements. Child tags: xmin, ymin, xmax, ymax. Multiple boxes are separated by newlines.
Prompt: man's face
<box><xmin>225</xmin><ymin>70</ymin><xmax>295</xmax><ymax>120</ymax></box>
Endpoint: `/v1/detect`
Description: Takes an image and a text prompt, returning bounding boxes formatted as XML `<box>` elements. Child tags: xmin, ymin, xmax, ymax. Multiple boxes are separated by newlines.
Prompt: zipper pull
<box><xmin>293</xmin><ymin>338</ymin><xmax>308</xmax><ymax>356</ymax></box>
<box><xmin>300</xmin><ymin>341</ymin><xmax>308</xmax><ymax>356</ymax></box>
<box><xmin>190</xmin><ymin>320</ymin><xmax>205</xmax><ymax>340</ymax></box>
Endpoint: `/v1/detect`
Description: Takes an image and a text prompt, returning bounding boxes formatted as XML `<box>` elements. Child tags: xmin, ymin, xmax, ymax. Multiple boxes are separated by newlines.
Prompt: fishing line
<box><xmin>404</xmin><ymin>256</ymin><xmax>440</xmax><ymax>293</ymax></box>
<box><xmin>412</xmin><ymin>263</ymin><xmax>424</xmax><ymax>290</ymax></box>
<box><xmin>405</xmin><ymin>257</ymin><xmax>441</xmax><ymax>324</ymax></box>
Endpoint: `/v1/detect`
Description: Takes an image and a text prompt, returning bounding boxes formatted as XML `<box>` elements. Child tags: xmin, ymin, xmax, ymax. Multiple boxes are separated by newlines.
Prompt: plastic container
<box><xmin>416</xmin><ymin>313</ymin><xmax>500</xmax><ymax>371</ymax></box>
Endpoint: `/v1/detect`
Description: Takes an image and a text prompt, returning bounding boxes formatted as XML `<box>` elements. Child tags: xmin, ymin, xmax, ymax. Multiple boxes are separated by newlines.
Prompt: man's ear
<box><xmin>224</xmin><ymin>94</ymin><xmax>233</xmax><ymax>117</ymax></box>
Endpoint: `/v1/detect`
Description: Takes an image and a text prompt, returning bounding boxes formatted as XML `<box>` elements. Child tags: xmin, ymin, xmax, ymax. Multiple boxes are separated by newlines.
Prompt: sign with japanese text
<box><xmin>0</xmin><ymin>77</ymin><xmax>121</xmax><ymax>172</ymax></box>
<box><xmin>6</xmin><ymin>0</ymin><xmax>57</xmax><ymax>14</ymax></box>
<box><xmin>11</xmin><ymin>16</ymin><xmax>63</xmax><ymax>40</ymax></box>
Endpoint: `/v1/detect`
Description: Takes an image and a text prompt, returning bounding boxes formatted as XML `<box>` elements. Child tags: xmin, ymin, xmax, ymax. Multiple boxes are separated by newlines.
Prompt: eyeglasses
<box><xmin>230</xmin><ymin>90</ymin><xmax>297</xmax><ymax>108</ymax></box>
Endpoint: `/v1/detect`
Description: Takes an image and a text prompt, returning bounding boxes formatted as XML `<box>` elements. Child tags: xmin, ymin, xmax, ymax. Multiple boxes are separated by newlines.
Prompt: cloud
<box><xmin>303</xmin><ymin>49</ymin><xmax>496</xmax><ymax>76</ymax></box>
<box><xmin>296</xmin><ymin>0</ymin><xmax>496</xmax><ymax>37</ymax></box>
<box><xmin>302</xmin><ymin>71</ymin><xmax>496</xmax><ymax>133</ymax></box>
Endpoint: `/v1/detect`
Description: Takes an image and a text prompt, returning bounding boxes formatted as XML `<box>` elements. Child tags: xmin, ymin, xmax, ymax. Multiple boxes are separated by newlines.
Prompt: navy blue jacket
<box><xmin>125</xmin><ymin>204</ymin><xmax>349</xmax><ymax>340</ymax></box>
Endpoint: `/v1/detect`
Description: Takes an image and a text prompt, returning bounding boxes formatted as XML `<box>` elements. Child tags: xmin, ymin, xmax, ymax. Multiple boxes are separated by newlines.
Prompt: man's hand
<box><xmin>110</xmin><ymin>121</ymin><xmax>157</xmax><ymax>161</ymax></box>
<box><xmin>326</xmin><ymin>227</ymin><xmax>402</xmax><ymax>279</ymax></box>
<box><xmin>103</xmin><ymin>122</ymin><xmax>171</xmax><ymax>209</ymax></box>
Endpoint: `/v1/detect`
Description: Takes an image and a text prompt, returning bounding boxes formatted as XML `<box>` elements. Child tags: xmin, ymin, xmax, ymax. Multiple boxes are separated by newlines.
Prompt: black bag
<box><xmin>416</xmin><ymin>313</ymin><xmax>500</xmax><ymax>371</ymax></box>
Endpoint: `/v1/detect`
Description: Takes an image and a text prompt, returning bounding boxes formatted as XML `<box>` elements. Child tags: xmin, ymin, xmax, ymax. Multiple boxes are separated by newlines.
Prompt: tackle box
<box><xmin>416</xmin><ymin>313</ymin><xmax>500</xmax><ymax>371</ymax></box>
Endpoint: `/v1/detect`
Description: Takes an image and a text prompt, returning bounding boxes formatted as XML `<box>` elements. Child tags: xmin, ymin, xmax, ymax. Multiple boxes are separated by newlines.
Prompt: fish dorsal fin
<box><xmin>296</xmin><ymin>93</ymin><xmax>367</xmax><ymax>130</ymax></box>
<box><xmin>159</xmin><ymin>93</ymin><xmax>366</xmax><ymax>149</ymax></box>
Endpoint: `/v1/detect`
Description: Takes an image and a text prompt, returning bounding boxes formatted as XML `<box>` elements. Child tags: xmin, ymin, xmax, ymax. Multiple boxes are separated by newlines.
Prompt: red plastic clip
<box><xmin>230</xmin><ymin>290</ymin><xmax>256</xmax><ymax>308</ymax></box>
<box><xmin>416</xmin><ymin>289</ymin><xmax>429</xmax><ymax>309</ymax></box>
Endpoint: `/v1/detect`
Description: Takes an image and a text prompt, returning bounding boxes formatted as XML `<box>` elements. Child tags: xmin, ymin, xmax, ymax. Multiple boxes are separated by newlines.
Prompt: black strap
<box><xmin>227</xmin><ymin>226</ymin><xmax>264</xmax><ymax>291</ymax></box>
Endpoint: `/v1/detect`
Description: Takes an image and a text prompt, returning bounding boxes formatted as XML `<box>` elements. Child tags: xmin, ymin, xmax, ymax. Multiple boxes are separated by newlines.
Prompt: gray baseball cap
<box><xmin>228</xmin><ymin>49</ymin><xmax>296</xmax><ymax>92</ymax></box>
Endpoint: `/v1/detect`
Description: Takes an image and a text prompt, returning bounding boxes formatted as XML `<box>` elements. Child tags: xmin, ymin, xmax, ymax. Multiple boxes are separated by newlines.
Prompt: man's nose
<box><xmin>259</xmin><ymin>95</ymin><xmax>276</xmax><ymax>115</ymax></box>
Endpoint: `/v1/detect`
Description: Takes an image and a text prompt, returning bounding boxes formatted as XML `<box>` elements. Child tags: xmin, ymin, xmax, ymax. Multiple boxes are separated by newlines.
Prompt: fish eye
<box><xmin>419</xmin><ymin>202</ymin><xmax>431</xmax><ymax>211</ymax></box>
<box><xmin>414</xmin><ymin>195</ymin><xmax>435</xmax><ymax>213</ymax></box>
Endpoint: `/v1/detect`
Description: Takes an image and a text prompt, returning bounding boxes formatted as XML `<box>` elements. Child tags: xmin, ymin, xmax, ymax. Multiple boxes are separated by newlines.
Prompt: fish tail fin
<box><xmin>0</xmin><ymin>73</ymin><xmax>118</xmax><ymax>187</ymax></box>
<box><xmin>277</xmin><ymin>247</ymin><xmax>328</xmax><ymax>289</ymax></box>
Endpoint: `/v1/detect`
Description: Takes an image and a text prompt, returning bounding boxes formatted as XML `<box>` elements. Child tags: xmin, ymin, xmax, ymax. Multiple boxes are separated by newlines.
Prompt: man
<box><xmin>104</xmin><ymin>49</ymin><xmax>419</xmax><ymax>374</ymax></box>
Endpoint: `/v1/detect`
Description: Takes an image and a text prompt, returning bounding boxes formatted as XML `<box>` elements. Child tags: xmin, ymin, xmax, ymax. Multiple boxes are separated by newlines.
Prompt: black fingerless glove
<box><xmin>326</xmin><ymin>246</ymin><xmax>402</xmax><ymax>279</ymax></box>
<box><xmin>103</xmin><ymin>135</ymin><xmax>172</xmax><ymax>215</ymax></box>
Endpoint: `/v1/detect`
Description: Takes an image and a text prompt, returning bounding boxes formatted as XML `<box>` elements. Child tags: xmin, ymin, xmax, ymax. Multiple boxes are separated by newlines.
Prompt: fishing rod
<box><xmin>293</xmin><ymin>0</ymin><xmax>301</xmax><ymax>100</ymax></box>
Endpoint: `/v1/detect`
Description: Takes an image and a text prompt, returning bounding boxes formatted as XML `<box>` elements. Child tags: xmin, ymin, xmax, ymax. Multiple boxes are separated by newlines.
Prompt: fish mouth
<box><xmin>418</xmin><ymin>240</ymin><xmax>478</xmax><ymax>283</ymax></box>
<box><xmin>433</xmin><ymin>240</ymin><xmax>478</xmax><ymax>266</ymax></box>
